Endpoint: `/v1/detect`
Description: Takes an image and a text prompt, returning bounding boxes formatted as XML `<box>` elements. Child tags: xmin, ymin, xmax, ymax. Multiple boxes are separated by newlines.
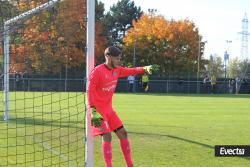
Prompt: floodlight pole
<box><xmin>133</xmin><ymin>38</ymin><xmax>136</xmax><ymax>92</ymax></box>
<box><xmin>196</xmin><ymin>36</ymin><xmax>201</xmax><ymax>94</ymax></box>
<box><xmin>3</xmin><ymin>0</ymin><xmax>63</xmax><ymax>121</ymax></box>
<box><xmin>85</xmin><ymin>0</ymin><xmax>95</xmax><ymax>166</ymax></box>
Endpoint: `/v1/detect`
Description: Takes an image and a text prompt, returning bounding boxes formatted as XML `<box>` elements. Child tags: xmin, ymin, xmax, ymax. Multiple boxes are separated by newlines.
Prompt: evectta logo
<box><xmin>215</xmin><ymin>145</ymin><xmax>250</xmax><ymax>157</ymax></box>
<box><xmin>220</xmin><ymin>147</ymin><xmax>245</xmax><ymax>155</ymax></box>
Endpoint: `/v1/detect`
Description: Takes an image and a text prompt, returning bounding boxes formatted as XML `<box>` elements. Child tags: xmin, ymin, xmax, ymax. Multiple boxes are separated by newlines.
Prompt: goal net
<box><xmin>0</xmin><ymin>0</ymin><xmax>87</xmax><ymax>166</ymax></box>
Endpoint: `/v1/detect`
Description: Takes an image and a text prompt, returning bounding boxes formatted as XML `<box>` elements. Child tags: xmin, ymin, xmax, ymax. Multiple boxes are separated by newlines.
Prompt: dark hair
<box><xmin>104</xmin><ymin>46</ymin><xmax>121</xmax><ymax>57</ymax></box>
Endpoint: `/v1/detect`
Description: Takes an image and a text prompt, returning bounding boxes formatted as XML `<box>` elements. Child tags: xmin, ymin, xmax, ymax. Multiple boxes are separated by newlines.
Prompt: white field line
<box><xmin>16</xmin><ymin>128</ymin><xmax>78</xmax><ymax>167</ymax></box>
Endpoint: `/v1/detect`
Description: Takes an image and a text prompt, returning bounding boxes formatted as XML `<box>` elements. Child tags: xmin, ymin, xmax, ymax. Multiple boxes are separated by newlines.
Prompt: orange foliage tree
<box><xmin>9</xmin><ymin>0</ymin><xmax>106</xmax><ymax>74</ymax></box>
<box><xmin>123</xmin><ymin>13</ymin><xmax>205</xmax><ymax>76</ymax></box>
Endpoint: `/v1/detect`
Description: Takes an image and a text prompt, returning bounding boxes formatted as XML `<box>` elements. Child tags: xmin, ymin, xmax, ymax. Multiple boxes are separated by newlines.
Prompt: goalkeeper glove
<box><xmin>143</xmin><ymin>64</ymin><xmax>160</xmax><ymax>75</ymax></box>
<box><xmin>90</xmin><ymin>107</ymin><xmax>103</xmax><ymax>127</ymax></box>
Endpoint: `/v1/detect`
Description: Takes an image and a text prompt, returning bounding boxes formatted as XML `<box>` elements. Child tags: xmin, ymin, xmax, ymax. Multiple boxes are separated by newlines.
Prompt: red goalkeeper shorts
<box><xmin>91</xmin><ymin>107</ymin><xmax>123</xmax><ymax>136</ymax></box>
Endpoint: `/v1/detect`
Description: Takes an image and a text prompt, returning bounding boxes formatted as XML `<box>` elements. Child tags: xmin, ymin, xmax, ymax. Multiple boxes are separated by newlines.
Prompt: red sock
<box><xmin>102</xmin><ymin>141</ymin><xmax>112</xmax><ymax>167</ymax></box>
<box><xmin>119</xmin><ymin>138</ymin><xmax>133</xmax><ymax>167</ymax></box>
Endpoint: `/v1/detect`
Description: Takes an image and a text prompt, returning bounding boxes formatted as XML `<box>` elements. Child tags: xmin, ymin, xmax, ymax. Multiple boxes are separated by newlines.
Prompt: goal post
<box><xmin>85</xmin><ymin>0</ymin><xmax>95</xmax><ymax>166</ymax></box>
<box><xmin>3</xmin><ymin>24</ymin><xmax>9</xmax><ymax>121</ymax></box>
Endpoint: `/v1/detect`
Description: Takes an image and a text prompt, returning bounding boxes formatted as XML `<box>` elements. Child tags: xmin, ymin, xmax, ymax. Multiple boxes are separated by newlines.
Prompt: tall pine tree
<box><xmin>103</xmin><ymin>0</ymin><xmax>142</xmax><ymax>46</ymax></box>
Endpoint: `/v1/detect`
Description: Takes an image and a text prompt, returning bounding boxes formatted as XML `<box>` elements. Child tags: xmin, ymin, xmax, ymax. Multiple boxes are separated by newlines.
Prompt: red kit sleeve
<box><xmin>118</xmin><ymin>66</ymin><xmax>145</xmax><ymax>78</ymax></box>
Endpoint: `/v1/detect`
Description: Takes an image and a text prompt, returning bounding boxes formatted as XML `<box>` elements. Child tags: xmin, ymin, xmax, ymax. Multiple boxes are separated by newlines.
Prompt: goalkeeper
<box><xmin>87</xmin><ymin>46</ymin><xmax>159</xmax><ymax>167</ymax></box>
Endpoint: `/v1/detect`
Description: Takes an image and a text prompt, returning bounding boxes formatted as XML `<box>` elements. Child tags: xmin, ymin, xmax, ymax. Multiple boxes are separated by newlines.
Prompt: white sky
<box><xmin>99</xmin><ymin>0</ymin><xmax>250</xmax><ymax>60</ymax></box>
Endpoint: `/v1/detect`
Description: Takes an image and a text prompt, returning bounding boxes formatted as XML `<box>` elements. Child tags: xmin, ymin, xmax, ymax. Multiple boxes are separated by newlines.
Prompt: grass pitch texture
<box><xmin>0</xmin><ymin>93</ymin><xmax>249</xmax><ymax>166</ymax></box>
<box><xmin>94</xmin><ymin>93</ymin><xmax>250</xmax><ymax>167</ymax></box>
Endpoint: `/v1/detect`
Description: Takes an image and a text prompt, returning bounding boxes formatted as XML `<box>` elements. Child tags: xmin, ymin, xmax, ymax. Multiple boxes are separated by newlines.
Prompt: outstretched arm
<box><xmin>118</xmin><ymin>66</ymin><xmax>145</xmax><ymax>78</ymax></box>
<box><xmin>118</xmin><ymin>64</ymin><xmax>160</xmax><ymax>78</ymax></box>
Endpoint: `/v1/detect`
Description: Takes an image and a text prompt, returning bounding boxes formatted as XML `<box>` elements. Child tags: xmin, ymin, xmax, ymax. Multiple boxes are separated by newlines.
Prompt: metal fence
<box><xmin>1</xmin><ymin>77</ymin><xmax>250</xmax><ymax>94</ymax></box>
<box><xmin>116</xmin><ymin>79</ymin><xmax>250</xmax><ymax>94</ymax></box>
<box><xmin>0</xmin><ymin>77</ymin><xmax>85</xmax><ymax>92</ymax></box>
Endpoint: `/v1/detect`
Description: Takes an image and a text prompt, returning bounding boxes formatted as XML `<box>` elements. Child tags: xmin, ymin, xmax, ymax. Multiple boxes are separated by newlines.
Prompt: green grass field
<box><xmin>94</xmin><ymin>93</ymin><xmax>250</xmax><ymax>167</ymax></box>
<box><xmin>1</xmin><ymin>92</ymin><xmax>250</xmax><ymax>167</ymax></box>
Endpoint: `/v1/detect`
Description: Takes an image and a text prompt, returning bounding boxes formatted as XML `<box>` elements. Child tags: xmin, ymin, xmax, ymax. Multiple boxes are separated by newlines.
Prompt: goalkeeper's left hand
<box><xmin>143</xmin><ymin>64</ymin><xmax>160</xmax><ymax>75</ymax></box>
<box><xmin>90</xmin><ymin>107</ymin><xmax>103</xmax><ymax>127</ymax></box>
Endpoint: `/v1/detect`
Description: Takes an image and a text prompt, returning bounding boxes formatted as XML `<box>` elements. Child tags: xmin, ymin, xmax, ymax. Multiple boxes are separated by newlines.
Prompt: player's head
<box><xmin>104</xmin><ymin>46</ymin><xmax>122</xmax><ymax>68</ymax></box>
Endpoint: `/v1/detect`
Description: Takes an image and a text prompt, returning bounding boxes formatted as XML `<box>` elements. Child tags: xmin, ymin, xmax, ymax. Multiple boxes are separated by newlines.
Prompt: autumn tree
<box><xmin>123</xmin><ymin>14</ymin><xmax>205</xmax><ymax>76</ymax></box>
<box><xmin>7</xmin><ymin>0</ymin><xmax>107</xmax><ymax>75</ymax></box>
<box><xmin>8</xmin><ymin>0</ymin><xmax>85</xmax><ymax>74</ymax></box>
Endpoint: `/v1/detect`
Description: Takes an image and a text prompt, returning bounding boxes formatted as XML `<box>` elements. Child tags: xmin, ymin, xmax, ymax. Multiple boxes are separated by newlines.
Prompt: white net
<box><xmin>0</xmin><ymin>0</ymin><xmax>87</xmax><ymax>166</ymax></box>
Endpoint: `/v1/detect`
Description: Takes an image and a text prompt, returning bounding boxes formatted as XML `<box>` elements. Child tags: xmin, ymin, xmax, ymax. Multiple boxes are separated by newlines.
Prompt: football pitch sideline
<box><xmin>0</xmin><ymin>92</ymin><xmax>250</xmax><ymax>167</ymax></box>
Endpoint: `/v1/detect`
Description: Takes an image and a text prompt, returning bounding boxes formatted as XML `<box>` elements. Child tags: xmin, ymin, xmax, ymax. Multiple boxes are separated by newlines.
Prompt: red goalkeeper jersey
<box><xmin>87</xmin><ymin>64</ymin><xmax>144</xmax><ymax>109</ymax></box>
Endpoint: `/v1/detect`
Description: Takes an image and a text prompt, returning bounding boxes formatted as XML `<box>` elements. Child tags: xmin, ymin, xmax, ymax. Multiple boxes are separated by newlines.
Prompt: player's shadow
<box><xmin>5</xmin><ymin>117</ymin><xmax>84</xmax><ymax>129</ymax></box>
<box><xmin>125</xmin><ymin>123</ymin><xmax>188</xmax><ymax>129</ymax></box>
<box><xmin>131</xmin><ymin>93</ymin><xmax>250</xmax><ymax>99</ymax></box>
<box><xmin>129</xmin><ymin>131</ymin><xmax>250</xmax><ymax>161</ymax></box>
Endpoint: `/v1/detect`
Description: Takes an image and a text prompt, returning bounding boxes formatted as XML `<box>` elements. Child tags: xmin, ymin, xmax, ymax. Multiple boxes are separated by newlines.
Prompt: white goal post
<box><xmin>85</xmin><ymin>0</ymin><xmax>95</xmax><ymax>166</ymax></box>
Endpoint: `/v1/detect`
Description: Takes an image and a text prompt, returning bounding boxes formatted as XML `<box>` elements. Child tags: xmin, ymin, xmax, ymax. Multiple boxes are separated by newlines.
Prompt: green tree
<box><xmin>207</xmin><ymin>54</ymin><xmax>224</xmax><ymax>78</ymax></box>
<box><xmin>228</xmin><ymin>58</ymin><xmax>250</xmax><ymax>79</ymax></box>
<box><xmin>0</xmin><ymin>0</ymin><xmax>17</xmax><ymax>30</ymax></box>
<box><xmin>238</xmin><ymin>59</ymin><xmax>250</xmax><ymax>79</ymax></box>
<box><xmin>228</xmin><ymin>58</ymin><xmax>240</xmax><ymax>79</ymax></box>
<box><xmin>103</xmin><ymin>0</ymin><xmax>142</xmax><ymax>45</ymax></box>
<box><xmin>95</xmin><ymin>0</ymin><xmax>105</xmax><ymax>21</ymax></box>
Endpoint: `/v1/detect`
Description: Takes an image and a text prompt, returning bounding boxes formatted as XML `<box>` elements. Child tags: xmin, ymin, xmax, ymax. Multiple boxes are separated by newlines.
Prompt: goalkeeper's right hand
<box><xmin>90</xmin><ymin>107</ymin><xmax>103</xmax><ymax>127</ymax></box>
